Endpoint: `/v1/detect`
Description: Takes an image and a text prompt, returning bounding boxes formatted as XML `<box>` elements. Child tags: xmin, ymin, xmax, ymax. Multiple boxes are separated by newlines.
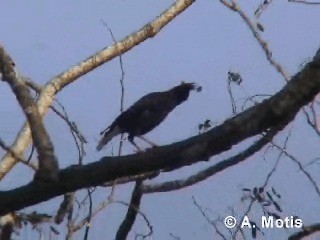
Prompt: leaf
<box><xmin>257</xmin><ymin>22</ymin><xmax>264</xmax><ymax>32</ymax></box>
<box><xmin>258</xmin><ymin>187</ymin><xmax>264</xmax><ymax>193</ymax></box>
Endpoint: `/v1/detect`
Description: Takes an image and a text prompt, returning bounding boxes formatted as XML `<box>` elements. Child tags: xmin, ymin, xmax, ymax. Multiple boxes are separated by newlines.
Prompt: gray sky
<box><xmin>1</xmin><ymin>1</ymin><xmax>320</xmax><ymax>239</ymax></box>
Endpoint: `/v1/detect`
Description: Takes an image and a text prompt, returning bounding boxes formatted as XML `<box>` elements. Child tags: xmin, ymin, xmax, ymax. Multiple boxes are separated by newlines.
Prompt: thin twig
<box><xmin>0</xmin><ymin>138</ymin><xmax>38</xmax><ymax>171</ymax></box>
<box><xmin>220</xmin><ymin>0</ymin><xmax>290</xmax><ymax>81</ymax></box>
<box><xmin>272</xmin><ymin>143</ymin><xmax>320</xmax><ymax>198</ymax></box>
<box><xmin>192</xmin><ymin>196</ymin><xmax>227</xmax><ymax>240</ymax></box>
<box><xmin>71</xmin><ymin>183</ymin><xmax>116</xmax><ymax>233</ymax></box>
<box><xmin>262</xmin><ymin>128</ymin><xmax>292</xmax><ymax>188</ymax></box>
<box><xmin>101</xmin><ymin>20</ymin><xmax>126</xmax><ymax>157</ymax></box>
<box><xmin>227</xmin><ymin>79</ymin><xmax>237</xmax><ymax>114</ymax></box>
<box><xmin>53</xmin><ymin>101</ymin><xmax>87</xmax><ymax>165</ymax></box>
<box><xmin>83</xmin><ymin>189</ymin><xmax>93</xmax><ymax>240</ymax></box>
<box><xmin>302</xmin><ymin>103</ymin><xmax>320</xmax><ymax>138</ymax></box>
<box><xmin>254</xmin><ymin>0</ymin><xmax>275</xmax><ymax>18</ymax></box>
<box><xmin>25</xmin><ymin>78</ymin><xmax>87</xmax><ymax>164</ymax></box>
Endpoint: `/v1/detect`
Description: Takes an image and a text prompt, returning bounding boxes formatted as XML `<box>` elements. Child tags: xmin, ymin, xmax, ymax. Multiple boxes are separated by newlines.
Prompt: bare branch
<box><xmin>254</xmin><ymin>0</ymin><xmax>275</xmax><ymax>18</ymax></box>
<box><xmin>288</xmin><ymin>223</ymin><xmax>320</xmax><ymax>240</ymax></box>
<box><xmin>227</xmin><ymin>72</ymin><xmax>238</xmax><ymax>114</ymax></box>
<box><xmin>101</xmin><ymin>20</ymin><xmax>126</xmax><ymax>156</ymax></box>
<box><xmin>220</xmin><ymin>0</ymin><xmax>290</xmax><ymax>81</ymax></box>
<box><xmin>101</xmin><ymin>171</ymin><xmax>160</xmax><ymax>188</ymax></box>
<box><xmin>0</xmin><ymin>138</ymin><xmax>38</xmax><ymax>171</ymax></box>
<box><xmin>192</xmin><ymin>196</ymin><xmax>227</xmax><ymax>240</ymax></box>
<box><xmin>288</xmin><ymin>0</ymin><xmax>320</xmax><ymax>5</ymax></box>
<box><xmin>83</xmin><ymin>189</ymin><xmax>93</xmax><ymax>240</ymax></box>
<box><xmin>115</xmin><ymin>181</ymin><xmax>144</xmax><ymax>240</ymax></box>
<box><xmin>24</xmin><ymin>78</ymin><xmax>87</xmax><ymax>164</ymax></box>
<box><xmin>55</xmin><ymin>193</ymin><xmax>75</xmax><ymax>224</ymax></box>
<box><xmin>0</xmin><ymin>213</ymin><xmax>15</xmax><ymax>240</ymax></box>
<box><xmin>141</xmin><ymin>127</ymin><xmax>279</xmax><ymax>193</ymax></box>
<box><xmin>261</xmin><ymin>128</ymin><xmax>292</xmax><ymax>188</ymax></box>
<box><xmin>302</xmin><ymin>102</ymin><xmax>320</xmax><ymax>138</ymax></box>
<box><xmin>0</xmin><ymin>47</ymin><xmax>58</xmax><ymax>180</ymax></box>
<box><xmin>53</xmin><ymin>101</ymin><xmax>87</xmax><ymax>165</ymax></box>
<box><xmin>70</xmin><ymin>184</ymin><xmax>116</xmax><ymax>233</ymax></box>
<box><xmin>0</xmin><ymin>47</ymin><xmax>59</xmax><ymax>181</ymax></box>
<box><xmin>272</xmin><ymin>143</ymin><xmax>320</xmax><ymax>198</ymax></box>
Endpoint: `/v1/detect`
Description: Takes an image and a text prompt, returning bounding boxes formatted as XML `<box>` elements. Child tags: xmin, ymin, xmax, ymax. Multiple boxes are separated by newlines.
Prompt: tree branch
<box><xmin>0</xmin><ymin>0</ymin><xmax>196</xmax><ymax>180</ymax></box>
<box><xmin>141</xmin><ymin>126</ymin><xmax>279</xmax><ymax>193</ymax></box>
<box><xmin>115</xmin><ymin>180</ymin><xmax>144</xmax><ymax>240</ymax></box>
<box><xmin>288</xmin><ymin>223</ymin><xmax>320</xmax><ymax>240</ymax></box>
<box><xmin>0</xmin><ymin>50</ymin><xmax>320</xmax><ymax>215</ymax></box>
<box><xmin>220</xmin><ymin>0</ymin><xmax>290</xmax><ymax>81</ymax></box>
<box><xmin>288</xmin><ymin>0</ymin><xmax>320</xmax><ymax>5</ymax></box>
<box><xmin>0</xmin><ymin>47</ymin><xmax>59</xmax><ymax>181</ymax></box>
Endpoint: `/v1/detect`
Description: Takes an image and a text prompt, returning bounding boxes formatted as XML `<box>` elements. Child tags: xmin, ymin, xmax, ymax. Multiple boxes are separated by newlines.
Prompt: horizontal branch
<box><xmin>140</xmin><ymin>127</ymin><xmax>279</xmax><ymax>193</ymax></box>
<box><xmin>288</xmin><ymin>223</ymin><xmax>320</xmax><ymax>240</ymax></box>
<box><xmin>0</xmin><ymin>0</ymin><xmax>196</xmax><ymax>180</ymax></box>
<box><xmin>0</xmin><ymin>50</ymin><xmax>320</xmax><ymax>215</ymax></box>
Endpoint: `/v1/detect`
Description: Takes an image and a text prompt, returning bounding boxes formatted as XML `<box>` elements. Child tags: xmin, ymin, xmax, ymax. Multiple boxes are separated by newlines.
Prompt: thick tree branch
<box><xmin>0</xmin><ymin>47</ymin><xmax>59</xmax><ymax>181</ymax></box>
<box><xmin>55</xmin><ymin>192</ymin><xmax>74</xmax><ymax>224</ymax></box>
<box><xmin>115</xmin><ymin>180</ymin><xmax>143</xmax><ymax>240</ymax></box>
<box><xmin>0</xmin><ymin>0</ymin><xmax>196</xmax><ymax>180</ymax></box>
<box><xmin>288</xmin><ymin>223</ymin><xmax>320</xmax><ymax>240</ymax></box>
<box><xmin>141</xmin><ymin>126</ymin><xmax>279</xmax><ymax>193</ymax></box>
<box><xmin>0</xmin><ymin>50</ymin><xmax>319</xmax><ymax>215</ymax></box>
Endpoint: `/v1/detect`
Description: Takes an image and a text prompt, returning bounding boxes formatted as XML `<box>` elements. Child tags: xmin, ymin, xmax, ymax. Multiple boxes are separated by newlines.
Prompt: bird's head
<box><xmin>171</xmin><ymin>81</ymin><xmax>201</xmax><ymax>103</ymax></box>
<box><xmin>180</xmin><ymin>81</ymin><xmax>202</xmax><ymax>92</ymax></box>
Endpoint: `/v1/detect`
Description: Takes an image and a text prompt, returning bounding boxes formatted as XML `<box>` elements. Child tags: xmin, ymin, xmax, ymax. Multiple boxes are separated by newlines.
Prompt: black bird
<box><xmin>96</xmin><ymin>82</ymin><xmax>200</xmax><ymax>151</ymax></box>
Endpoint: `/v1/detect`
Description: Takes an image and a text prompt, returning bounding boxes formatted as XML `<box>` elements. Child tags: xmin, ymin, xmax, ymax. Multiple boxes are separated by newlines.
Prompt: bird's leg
<box><xmin>128</xmin><ymin>136</ymin><xmax>143</xmax><ymax>152</ymax></box>
<box><xmin>137</xmin><ymin>136</ymin><xmax>158</xmax><ymax>148</ymax></box>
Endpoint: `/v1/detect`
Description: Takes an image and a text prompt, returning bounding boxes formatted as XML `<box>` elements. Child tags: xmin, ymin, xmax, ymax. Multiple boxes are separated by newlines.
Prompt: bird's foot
<box><xmin>137</xmin><ymin>136</ymin><xmax>158</xmax><ymax>148</ymax></box>
<box><xmin>134</xmin><ymin>149</ymin><xmax>144</xmax><ymax>153</ymax></box>
<box><xmin>145</xmin><ymin>145</ymin><xmax>158</xmax><ymax>151</ymax></box>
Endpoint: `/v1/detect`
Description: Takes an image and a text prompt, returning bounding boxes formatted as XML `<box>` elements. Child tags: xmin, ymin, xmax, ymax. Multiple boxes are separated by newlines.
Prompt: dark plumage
<box><xmin>96</xmin><ymin>82</ymin><xmax>199</xmax><ymax>151</ymax></box>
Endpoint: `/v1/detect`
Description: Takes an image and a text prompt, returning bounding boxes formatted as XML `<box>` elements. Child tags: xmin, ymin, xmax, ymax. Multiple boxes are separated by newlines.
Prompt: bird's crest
<box><xmin>180</xmin><ymin>81</ymin><xmax>202</xmax><ymax>92</ymax></box>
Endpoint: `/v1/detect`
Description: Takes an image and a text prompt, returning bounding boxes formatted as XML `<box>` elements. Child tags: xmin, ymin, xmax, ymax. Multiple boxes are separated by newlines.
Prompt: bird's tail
<box><xmin>96</xmin><ymin>125</ymin><xmax>121</xmax><ymax>151</ymax></box>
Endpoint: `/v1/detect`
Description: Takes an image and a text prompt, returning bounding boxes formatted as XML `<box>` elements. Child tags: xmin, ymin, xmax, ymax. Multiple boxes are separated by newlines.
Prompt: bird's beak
<box><xmin>181</xmin><ymin>81</ymin><xmax>202</xmax><ymax>92</ymax></box>
<box><xmin>191</xmin><ymin>83</ymin><xmax>202</xmax><ymax>92</ymax></box>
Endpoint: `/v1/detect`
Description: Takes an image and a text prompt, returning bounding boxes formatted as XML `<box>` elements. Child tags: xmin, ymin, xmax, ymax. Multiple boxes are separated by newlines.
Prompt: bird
<box><xmin>96</xmin><ymin>82</ymin><xmax>200</xmax><ymax>151</ymax></box>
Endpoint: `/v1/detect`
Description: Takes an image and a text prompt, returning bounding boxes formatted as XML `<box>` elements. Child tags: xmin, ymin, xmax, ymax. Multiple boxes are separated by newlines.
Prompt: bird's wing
<box><xmin>114</xmin><ymin>92</ymin><xmax>171</xmax><ymax>130</ymax></box>
<box><xmin>130</xmin><ymin>92</ymin><xmax>165</xmax><ymax>108</ymax></box>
